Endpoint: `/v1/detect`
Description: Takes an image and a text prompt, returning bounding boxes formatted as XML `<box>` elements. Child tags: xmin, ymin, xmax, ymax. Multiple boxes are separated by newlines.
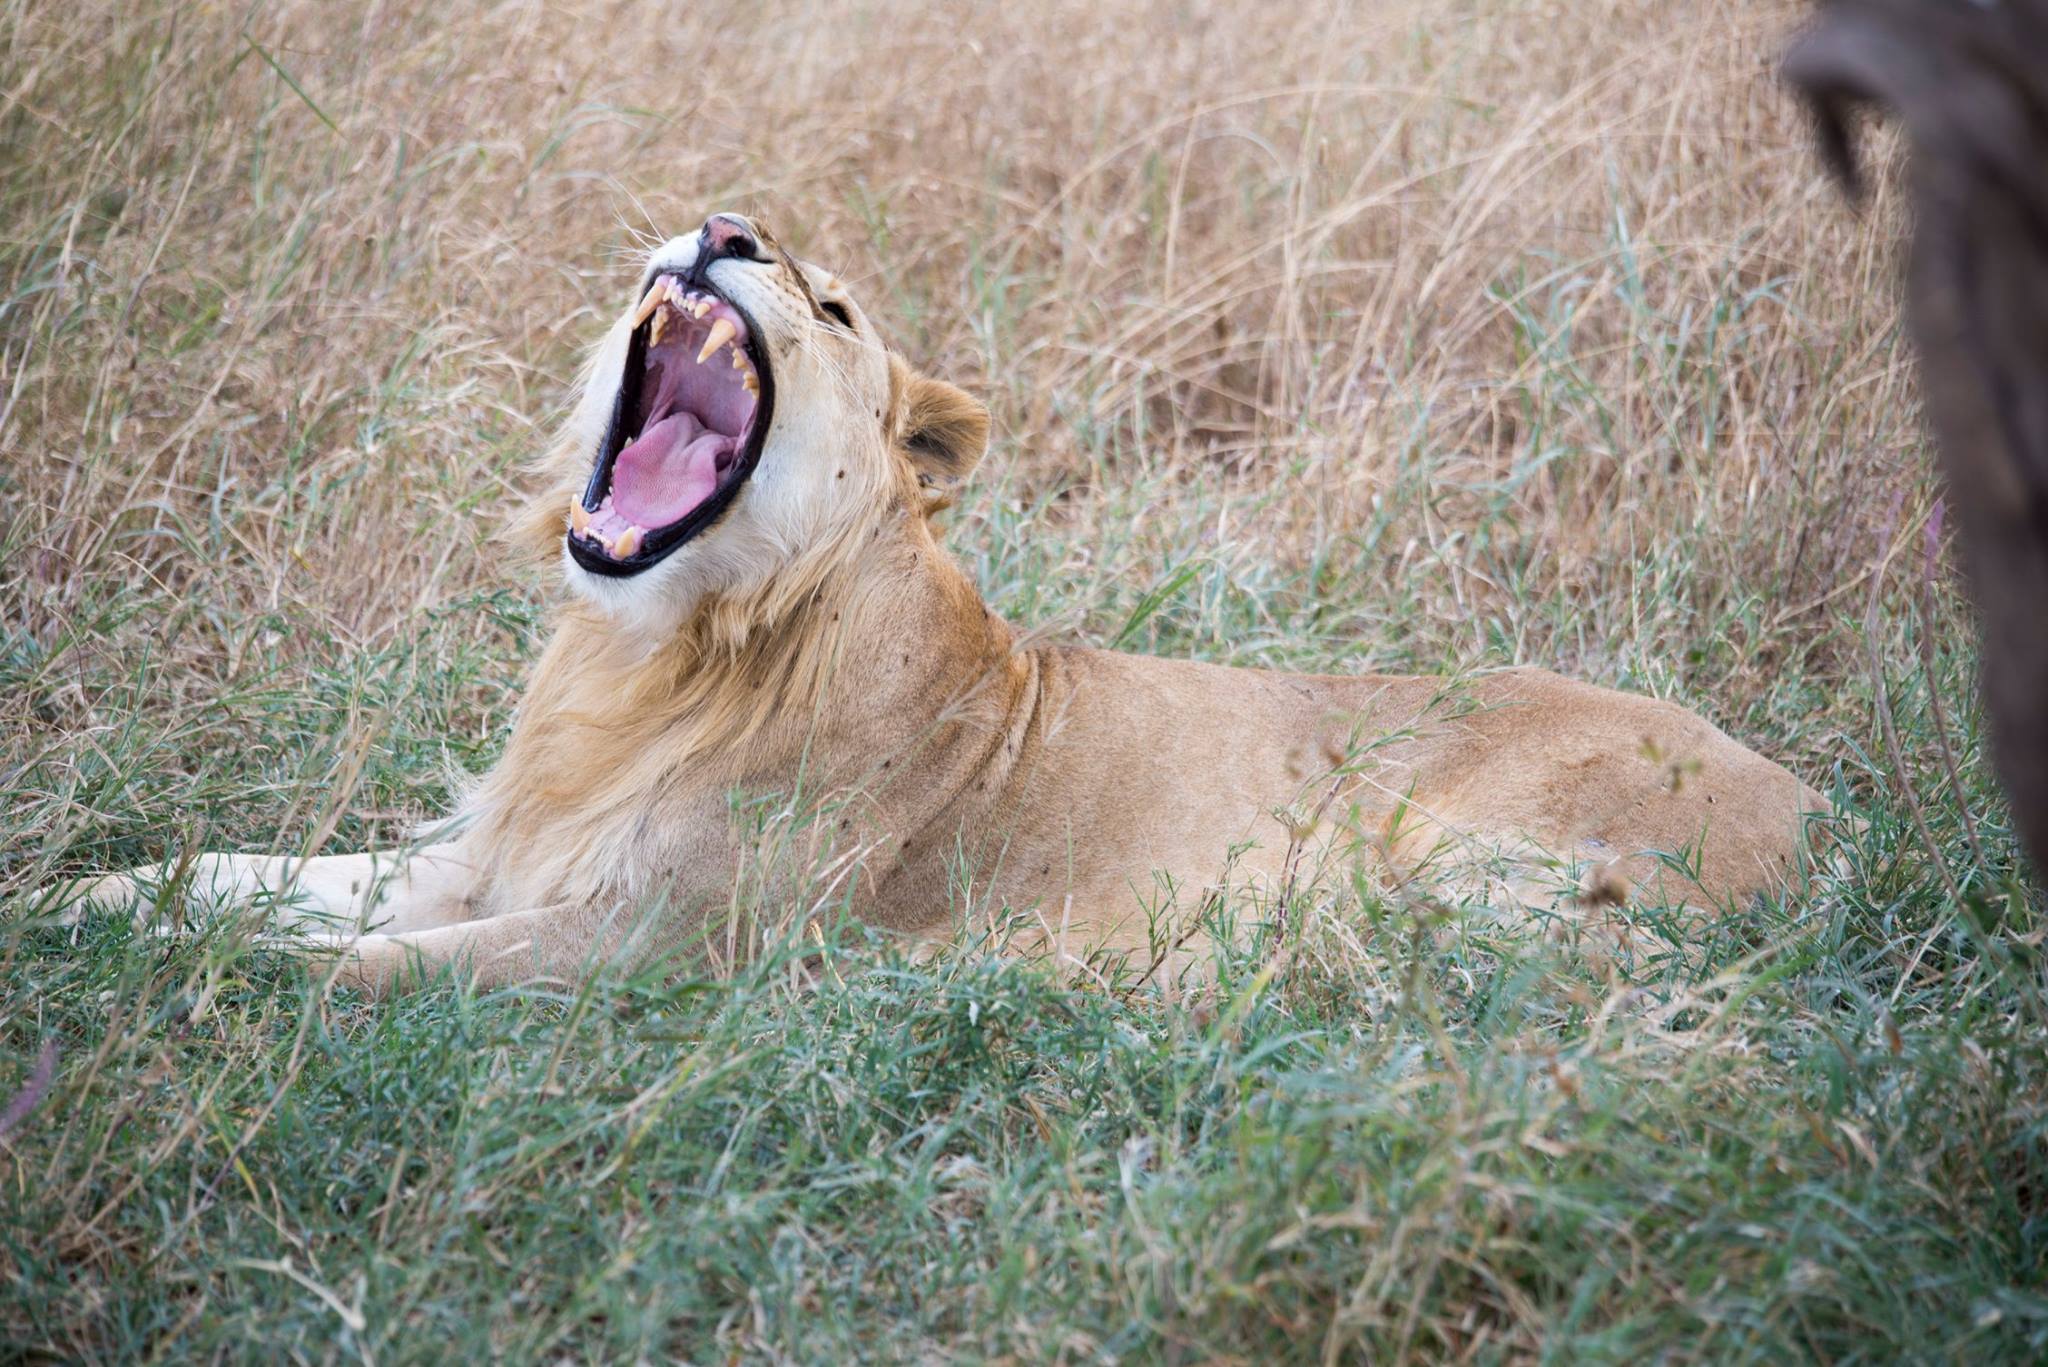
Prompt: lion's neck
<box><xmin>456</xmin><ymin>508</ymin><xmax>1020</xmax><ymax>911</ymax></box>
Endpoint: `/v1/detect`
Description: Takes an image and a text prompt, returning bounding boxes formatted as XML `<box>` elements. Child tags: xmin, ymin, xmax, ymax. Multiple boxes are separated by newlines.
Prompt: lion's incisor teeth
<box><xmin>697</xmin><ymin>318</ymin><xmax>737</xmax><ymax>364</ymax></box>
<box><xmin>612</xmin><ymin>526</ymin><xmax>643</xmax><ymax>559</ymax></box>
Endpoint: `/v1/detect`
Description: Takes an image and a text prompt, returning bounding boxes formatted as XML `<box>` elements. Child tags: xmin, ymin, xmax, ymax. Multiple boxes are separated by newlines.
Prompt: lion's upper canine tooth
<box><xmin>649</xmin><ymin>308</ymin><xmax>670</xmax><ymax>346</ymax></box>
<box><xmin>631</xmin><ymin>283</ymin><xmax>664</xmax><ymax>330</ymax></box>
<box><xmin>697</xmin><ymin>318</ymin><xmax>737</xmax><ymax>364</ymax></box>
<box><xmin>612</xmin><ymin>526</ymin><xmax>644</xmax><ymax>559</ymax></box>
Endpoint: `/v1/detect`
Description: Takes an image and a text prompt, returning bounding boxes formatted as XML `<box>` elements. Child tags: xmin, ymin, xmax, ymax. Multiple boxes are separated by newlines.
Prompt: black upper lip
<box><xmin>566</xmin><ymin>271</ymin><xmax>775</xmax><ymax>579</ymax></box>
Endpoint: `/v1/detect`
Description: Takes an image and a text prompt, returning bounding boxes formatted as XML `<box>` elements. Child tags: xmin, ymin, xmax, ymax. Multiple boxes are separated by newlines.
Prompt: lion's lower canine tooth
<box><xmin>570</xmin><ymin>499</ymin><xmax>590</xmax><ymax>535</ymax></box>
<box><xmin>612</xmin><ymin>526</ymin><xmax>643</xmax><ymax>558</ymax></box>
<box><xmin>697</xmin><ymin>318</ymin><xmax>737</xmax><ymax>364</ymax></box>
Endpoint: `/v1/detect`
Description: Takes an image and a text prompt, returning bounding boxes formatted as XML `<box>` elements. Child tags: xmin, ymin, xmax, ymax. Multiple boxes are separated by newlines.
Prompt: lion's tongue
<box><xmin>611</xmin><ymin>412</ymin><xmax>731</xmax><ymax>527</ymax></box>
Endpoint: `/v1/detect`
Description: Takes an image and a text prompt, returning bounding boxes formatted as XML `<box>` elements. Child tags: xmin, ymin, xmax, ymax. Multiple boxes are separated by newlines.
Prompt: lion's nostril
<box><xmin>699</xmin><ymin>214</ymin><xmax>766</xmax><ymax>266</ymax></box>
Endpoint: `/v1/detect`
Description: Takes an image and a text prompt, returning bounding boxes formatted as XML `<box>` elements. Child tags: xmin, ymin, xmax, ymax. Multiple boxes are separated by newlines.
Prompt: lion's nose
<box><xmin>697</xmin><ymin>214</ymin><xmax>769</xmax><ymax>267</ymax></box>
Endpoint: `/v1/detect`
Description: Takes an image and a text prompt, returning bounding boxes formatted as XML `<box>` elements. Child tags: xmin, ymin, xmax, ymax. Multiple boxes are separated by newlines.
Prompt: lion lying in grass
<box><xmin>61</xmin><ymin>214</ymin><xmax>1829</xmax><ymax>991</ymax></box>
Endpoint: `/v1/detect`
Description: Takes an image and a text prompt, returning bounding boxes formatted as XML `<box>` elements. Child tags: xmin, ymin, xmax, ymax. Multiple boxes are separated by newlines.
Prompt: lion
<box><xmin>55</xmin><ymin>213</ymin><xmax>1830</xmax><ymax>993</ymax></box>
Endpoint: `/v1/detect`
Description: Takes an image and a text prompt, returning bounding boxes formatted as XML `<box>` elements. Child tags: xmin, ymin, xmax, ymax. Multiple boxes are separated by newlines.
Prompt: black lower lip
<box><xmin>566</xmin><ymin>274</ymin><xmax>774</xmax><ymax>579</ymax></box>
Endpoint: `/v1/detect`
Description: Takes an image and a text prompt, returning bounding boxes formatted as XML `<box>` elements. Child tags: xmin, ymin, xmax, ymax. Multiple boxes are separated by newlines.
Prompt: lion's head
<box><xmin>535</xmin><ymin>214</ymin><xmax>989</xmax><ymax>632</ymax></box>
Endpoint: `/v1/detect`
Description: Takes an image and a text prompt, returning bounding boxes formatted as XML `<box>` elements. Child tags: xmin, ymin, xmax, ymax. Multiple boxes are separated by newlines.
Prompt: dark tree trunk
<box><xmin>1786</xmin><ymin>0</ymin><xmax>2048</xmax><ymax>873</ymax></box>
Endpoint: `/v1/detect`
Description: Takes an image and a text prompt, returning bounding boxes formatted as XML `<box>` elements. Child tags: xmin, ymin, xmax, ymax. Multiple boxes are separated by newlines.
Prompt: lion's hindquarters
<box><xmin>1402</xmin><ymin>674</ymin><xmax>1825</xmax><ymax>913</ymax></box>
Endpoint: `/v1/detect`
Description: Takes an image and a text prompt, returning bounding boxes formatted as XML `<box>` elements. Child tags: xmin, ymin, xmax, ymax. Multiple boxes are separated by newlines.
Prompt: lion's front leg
<box><xmin>54</xmin><ymin>844</ymin><xmax>479</xmax><ymax>937</ymax></box>
<box><xmin>336</xmin><ymin>900</ymin><xmax>673</xmax><ymax>996</ymax></box>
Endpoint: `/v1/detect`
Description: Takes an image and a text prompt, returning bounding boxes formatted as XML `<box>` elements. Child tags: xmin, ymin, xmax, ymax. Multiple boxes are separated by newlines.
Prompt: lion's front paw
<box><xmin>316</xmin><ymin>933</ymin><xmax>397</xmax><ymax>997</ymax></box>
<box><xmin>325</xmin><ymin>934</ymin><xmax>472</xmax><ymax>997</ymax></box>
<box><xmin>29</xmin><ymin>873</ymin><xmax>145</xmax><ymax>927</ymax></box>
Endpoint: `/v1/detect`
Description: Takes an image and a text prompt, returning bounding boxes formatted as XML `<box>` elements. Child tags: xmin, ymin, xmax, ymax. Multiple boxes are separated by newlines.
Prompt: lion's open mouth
<box><xmin>566</xmin><ymin>274</ymin><xmax>773</xmax><ymax>576</ymax></box>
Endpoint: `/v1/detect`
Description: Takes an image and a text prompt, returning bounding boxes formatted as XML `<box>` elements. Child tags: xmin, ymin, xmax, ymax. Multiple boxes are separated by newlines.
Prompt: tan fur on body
<box><xmin>60</xmin><ymin>216</ymin><xmax>1828</xmax><ymax>993</ymax></box>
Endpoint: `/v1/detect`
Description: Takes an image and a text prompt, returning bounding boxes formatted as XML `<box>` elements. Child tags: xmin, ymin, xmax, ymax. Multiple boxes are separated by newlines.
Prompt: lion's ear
<box><xmin>889</xmin><ymin>355</ymin><xmax>989</xmax><ymax>511</ymax></box>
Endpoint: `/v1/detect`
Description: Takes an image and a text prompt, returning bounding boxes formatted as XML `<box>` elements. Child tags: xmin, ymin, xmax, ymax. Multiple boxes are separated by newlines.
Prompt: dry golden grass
<box><xmin>6</xmin><ymin>0</ymin><xmax>1914</xmax><ymax>696</ymax></box>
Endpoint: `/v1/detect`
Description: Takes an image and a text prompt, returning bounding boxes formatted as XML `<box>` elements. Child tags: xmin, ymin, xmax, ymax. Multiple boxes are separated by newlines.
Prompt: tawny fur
<box><xmin>57</xmin><ymin>216</ymin><xmax>1831</xmax><ymax>994</ymax></box>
